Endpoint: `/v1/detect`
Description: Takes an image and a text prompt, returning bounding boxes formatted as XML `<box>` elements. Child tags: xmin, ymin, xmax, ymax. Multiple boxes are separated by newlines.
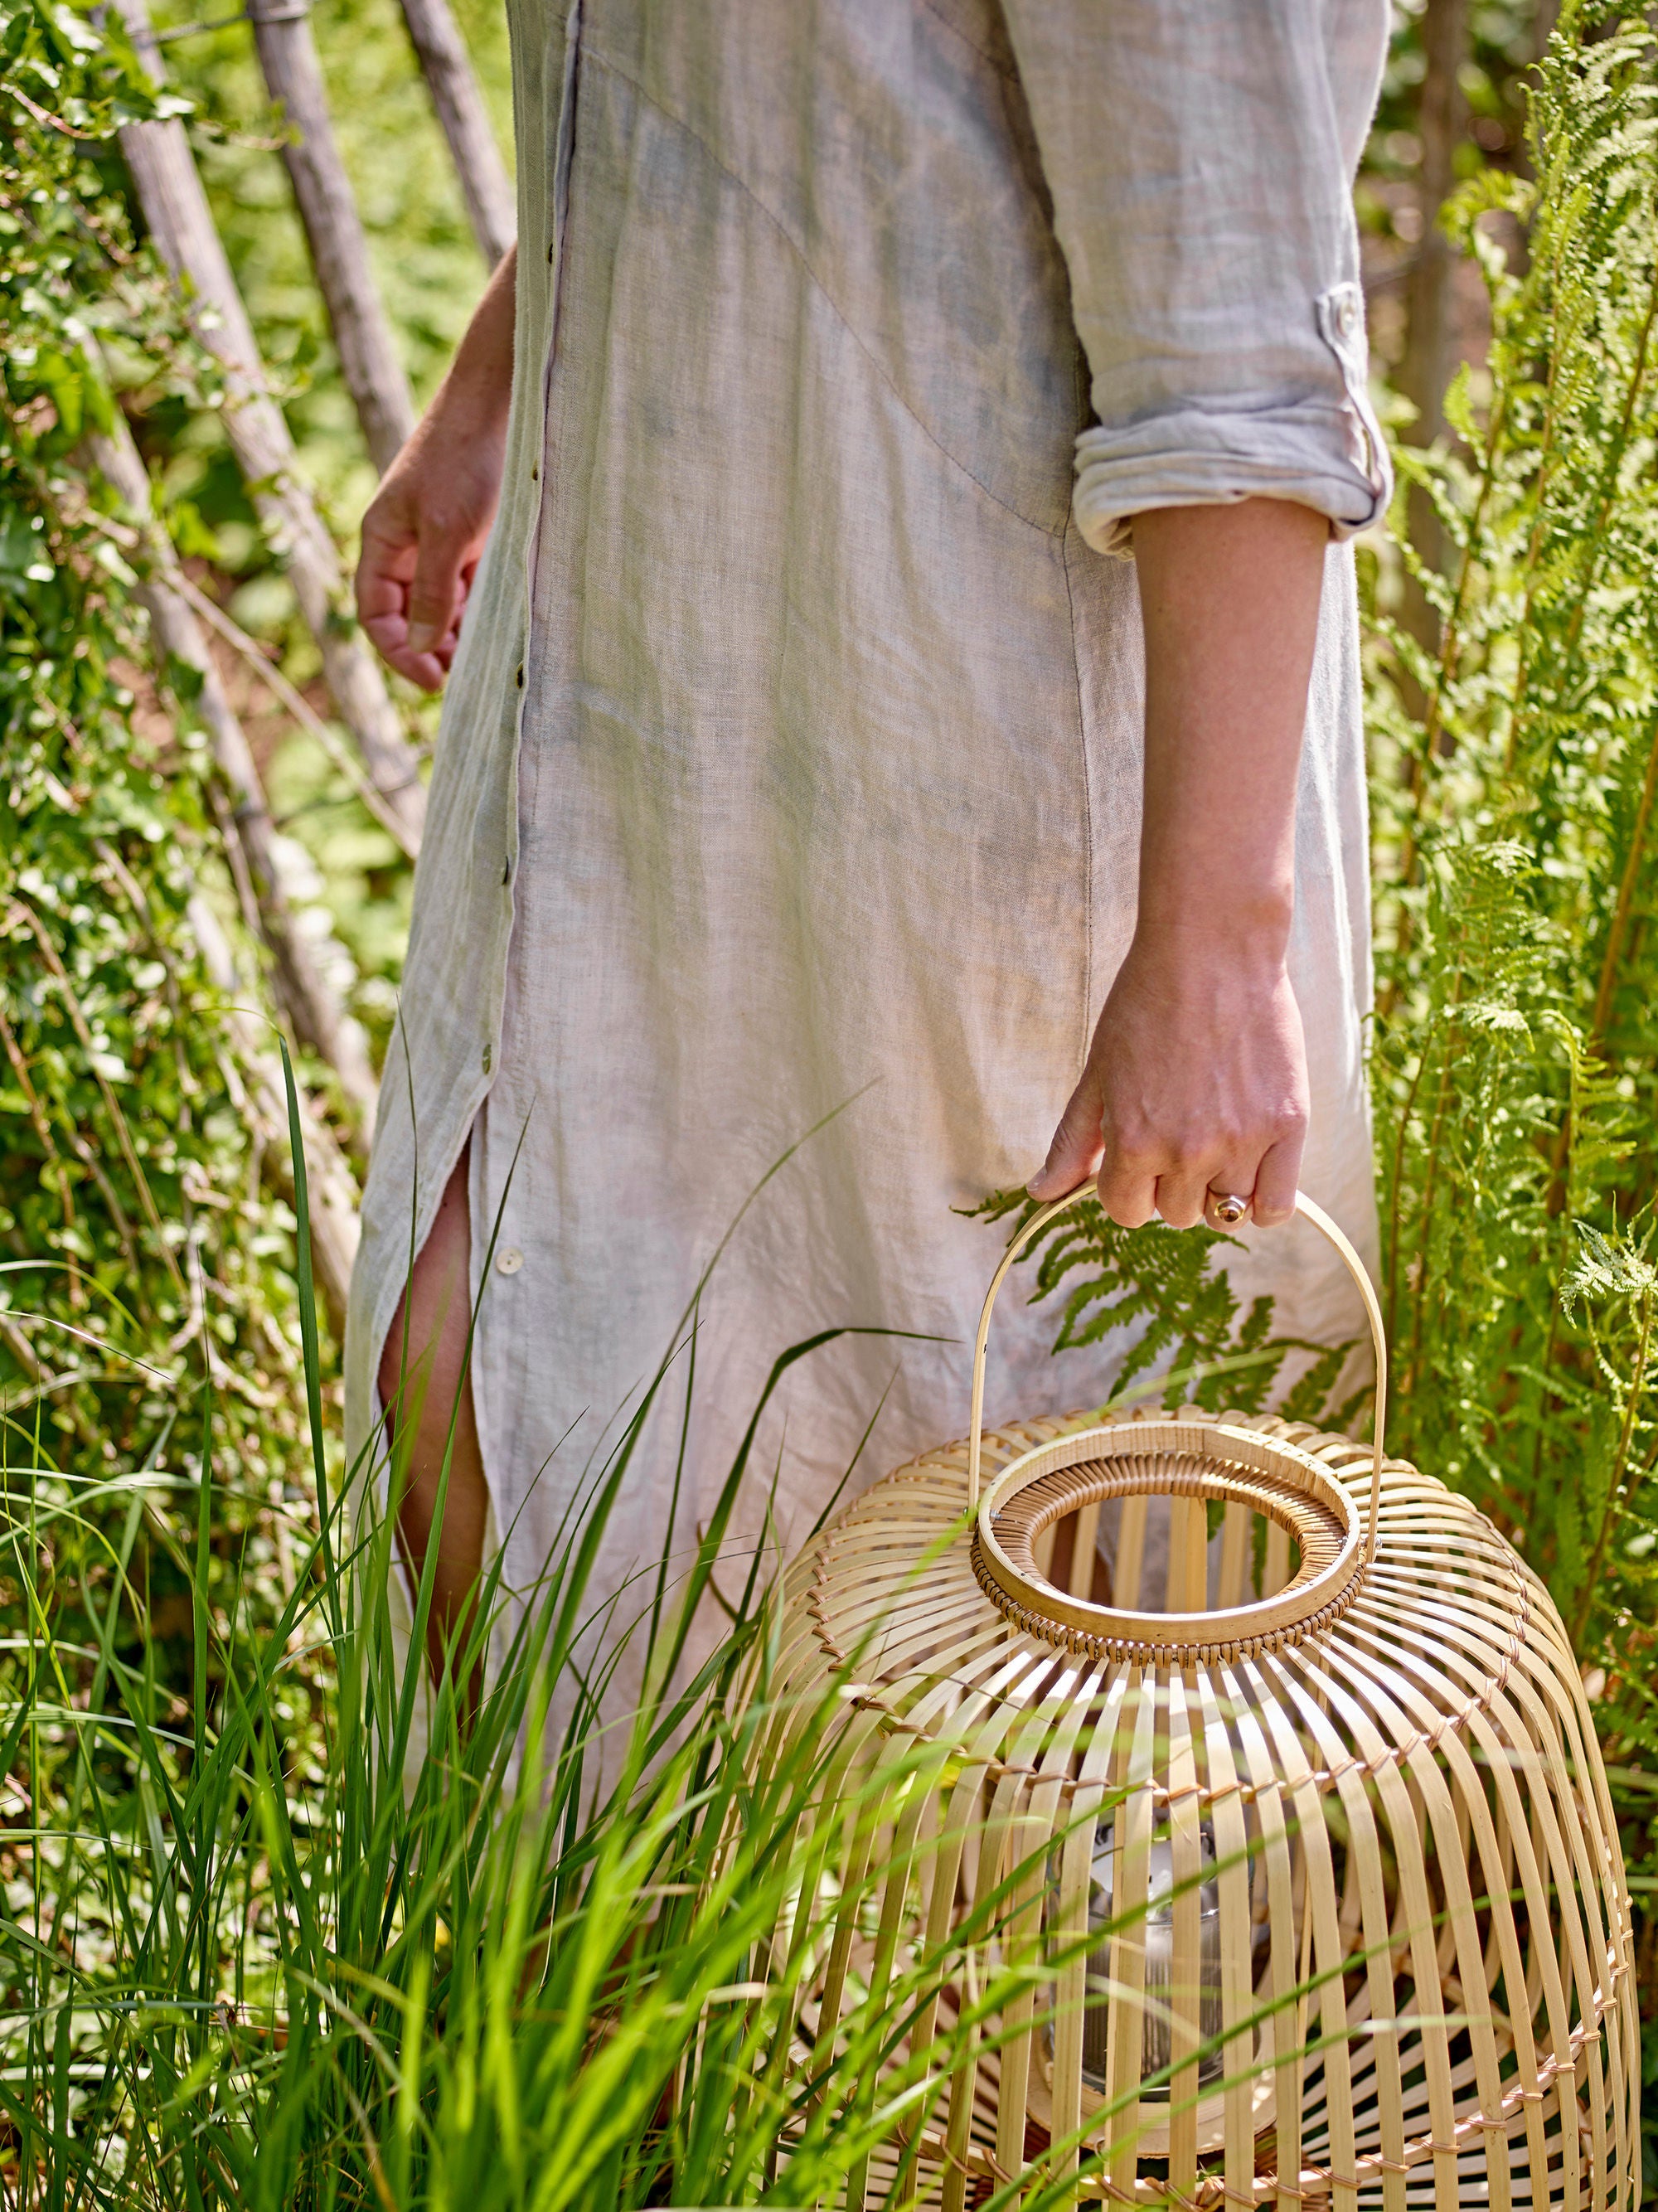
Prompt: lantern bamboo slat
<box><xmin>741</xmin><ymin>1191</ymin><xmax>1638</xmax><ymax>2210</ymax></box>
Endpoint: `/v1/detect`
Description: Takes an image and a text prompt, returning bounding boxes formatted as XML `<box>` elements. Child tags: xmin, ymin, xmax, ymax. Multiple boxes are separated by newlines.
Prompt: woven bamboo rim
<box><xmin>970</xmin><ymin>1433</ymin><xmax>1367</xmax><ymax>1663</ymax></box>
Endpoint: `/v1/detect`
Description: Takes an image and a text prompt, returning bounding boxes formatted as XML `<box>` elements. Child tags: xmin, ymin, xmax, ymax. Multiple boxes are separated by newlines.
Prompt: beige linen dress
<box><xmin>347</xmin><ymin>0</ymin><xmax>1394</xmax><ymax>1710</ymax></box>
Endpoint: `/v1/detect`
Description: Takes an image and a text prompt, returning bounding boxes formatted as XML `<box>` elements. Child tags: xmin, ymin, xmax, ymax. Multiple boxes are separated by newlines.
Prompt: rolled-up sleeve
<box><xmin>1001</xmin><ymin>0</ymin><xmax>1392</xmax><ymax>554</ymax></box>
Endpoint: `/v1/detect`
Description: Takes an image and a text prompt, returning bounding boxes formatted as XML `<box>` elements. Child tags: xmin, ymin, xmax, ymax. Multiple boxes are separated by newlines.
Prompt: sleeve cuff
<box><xmin>1074</xmin><ymin>284</ymin><xmax>1393</xmax><ymax>556</ymax></box>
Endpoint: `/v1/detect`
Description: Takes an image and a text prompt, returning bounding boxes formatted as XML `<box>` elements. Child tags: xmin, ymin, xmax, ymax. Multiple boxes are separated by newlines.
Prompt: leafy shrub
<box><xmin>1364</xmin><ymin>6</ymin><xmax>1658</xmax><ymax>1988</ymax></box>
<box><xmin>0</xmin><ymin>0</ymin><xmax>327</xmax><ymax>2070</ymax></box>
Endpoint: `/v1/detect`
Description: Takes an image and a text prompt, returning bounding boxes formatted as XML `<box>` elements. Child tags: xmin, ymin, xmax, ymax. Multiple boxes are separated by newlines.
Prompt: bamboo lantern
<box><xmin>754</xmin><ymin>1191</ymin><xmax>1639</xmax><ymax>2210</ymax></box>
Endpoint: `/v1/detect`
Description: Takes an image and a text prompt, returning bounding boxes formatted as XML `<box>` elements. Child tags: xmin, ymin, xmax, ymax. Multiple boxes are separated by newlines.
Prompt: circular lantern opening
<box><xmin>972</xmin><ymin>1417</ymin><xmax>1369</xmax><ymax>1664</ymax></box>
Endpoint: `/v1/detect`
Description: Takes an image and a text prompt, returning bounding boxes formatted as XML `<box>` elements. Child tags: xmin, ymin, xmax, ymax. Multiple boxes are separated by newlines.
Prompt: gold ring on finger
<box><xmin>1205</xmin><ymin>1190</ymin><xmax>1251</xmax><ymax>1228</ymax></box>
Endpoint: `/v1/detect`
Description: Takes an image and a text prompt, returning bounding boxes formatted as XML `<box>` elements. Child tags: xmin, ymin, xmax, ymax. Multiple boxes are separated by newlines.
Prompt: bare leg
<box><xmin>378</xmin><ymin>1139</ymin><xmax>489</xmax><ymax>1684</ymax></box>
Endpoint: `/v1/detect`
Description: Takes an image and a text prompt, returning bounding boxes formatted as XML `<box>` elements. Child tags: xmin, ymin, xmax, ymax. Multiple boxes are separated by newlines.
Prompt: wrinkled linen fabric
<box><xmin>347</xmin><ymin>0</ymin><xmax>1393</xmax><ymax>1741</ymax></box>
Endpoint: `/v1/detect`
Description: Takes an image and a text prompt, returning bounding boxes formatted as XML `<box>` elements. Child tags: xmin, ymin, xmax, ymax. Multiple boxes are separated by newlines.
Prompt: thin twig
<box><xmin>164</xmin><ymin>572</ymin><xmax>421</xmax><ymax>861</ymax></box>
<box><xmin>2</xmin><ymin>82</ymin><xmax>109</xmax><ymax>141</ymax></box>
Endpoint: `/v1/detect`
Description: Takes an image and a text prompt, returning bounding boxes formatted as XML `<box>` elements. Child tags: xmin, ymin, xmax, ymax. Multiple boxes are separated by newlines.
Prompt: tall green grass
<box><xmin>2</xmin><ymin>1063</ymin><xmax>1287</xmax><ymax>2210</ymax></box>
<box><xmin>1</xmin><ymin>1040</ymin><xmax>1132</xmax><ymax>2207</ymax></box>
<box><xmin>0</xmin><ymin>1079</ymin><xmax>850</xmax><ymax>2203</ymax></box>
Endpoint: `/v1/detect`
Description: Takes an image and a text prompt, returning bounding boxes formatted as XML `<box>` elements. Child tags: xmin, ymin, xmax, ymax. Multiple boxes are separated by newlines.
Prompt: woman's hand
<box><xmin>1030</xmin><ymin>929</ymin><xmax>1307</xmax><ymax>1229</ymax></box>
<box><xmin>355</xmin><ymin>245</ymin><xmax>517</xmax><ymax>693</ymax></box>
<box><xmin>1030</xmin><ymin>497</ymin><xmax>1327</xmax><ymax>1231</ymax></box>
<box><xmin>356</xmin><ymin>420</ymin><xmax>506</xmax><ymax>691</ymax></box>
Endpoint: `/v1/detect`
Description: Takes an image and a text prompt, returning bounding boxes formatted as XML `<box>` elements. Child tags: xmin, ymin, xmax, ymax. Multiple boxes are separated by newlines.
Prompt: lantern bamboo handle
<box><xmin>967</xmin><ymin>1188</ymin><xmax>1388</xmax><ymax>1562</ymax></box>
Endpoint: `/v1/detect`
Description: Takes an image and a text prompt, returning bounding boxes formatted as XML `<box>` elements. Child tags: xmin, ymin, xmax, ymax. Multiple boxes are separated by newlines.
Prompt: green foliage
<box><xmin>1</xmin><ymin>0</ymin><xmax>322</xmax><ymax>1881</ymax></box>
<box><xmin>965</xmin><ymin>1188</ymin><xmax>1353</xmax><ymax>1424</ymax></box>
<box><xmin>5</xmin><ymin>0</ymin><xmax>1658</xmax><ymax>2196</ymax></box>
<box><xmin>1371</xmin><ymin>0</ymin><xmax>1658</xmax><ymax>1669</ymax></box>
<box><xmin>1363</xmin><ymin>0</ymin><xmax>1658</xmax><ymax>2103</ymax></box>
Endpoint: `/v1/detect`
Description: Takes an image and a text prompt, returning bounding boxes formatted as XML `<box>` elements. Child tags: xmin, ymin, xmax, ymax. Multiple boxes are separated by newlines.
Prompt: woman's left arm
<box><xmin>1001</xmin><ymin>0</ymin><xmax>1392</xmax><ymax>1229</ymax></box>
<box><xmin>1028</xmin><ymin>497</ymin><xmax>1325</xmax><ymax>1229</ymax></box>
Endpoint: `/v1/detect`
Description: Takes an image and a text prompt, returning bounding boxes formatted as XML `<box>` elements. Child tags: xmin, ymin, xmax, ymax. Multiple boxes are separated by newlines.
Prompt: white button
<box><xmin>496</xmin><ymin>1247</ymin><xmax>524</xmax><ymax>1276</ymax></box>
<box><xmin>1336</xmin><ymin>294</ymin><xmax>1358</xmax><ymax>336</ymax></box>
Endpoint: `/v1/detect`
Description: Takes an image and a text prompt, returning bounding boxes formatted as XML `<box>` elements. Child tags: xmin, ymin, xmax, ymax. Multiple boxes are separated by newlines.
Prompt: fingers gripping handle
<box><xmin>967</xmin><ymin>1190</ymin><xmax>1389</xmax><ymax>1563</ymax></box>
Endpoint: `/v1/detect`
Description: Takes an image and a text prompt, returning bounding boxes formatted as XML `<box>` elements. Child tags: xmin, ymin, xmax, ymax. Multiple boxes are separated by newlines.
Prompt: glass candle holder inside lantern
<box><xmin>1073</xmin><ymin>1821</ymin><xmax>1224</xmax><ymax>2096</ymax></box>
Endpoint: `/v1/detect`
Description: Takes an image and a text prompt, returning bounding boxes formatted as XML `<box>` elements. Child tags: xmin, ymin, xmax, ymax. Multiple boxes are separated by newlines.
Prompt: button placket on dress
<box><xmin>482</xmin><ymin>0</ymin><xmax>581</xmax><ymax>1094</ymax></box>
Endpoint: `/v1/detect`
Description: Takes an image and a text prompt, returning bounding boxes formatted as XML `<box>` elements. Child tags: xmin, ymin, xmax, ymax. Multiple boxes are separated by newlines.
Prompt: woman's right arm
<box><xmin>356</xmin><ymin>242</ymin><xmax>517</xmax><ymax>694</ymax></box>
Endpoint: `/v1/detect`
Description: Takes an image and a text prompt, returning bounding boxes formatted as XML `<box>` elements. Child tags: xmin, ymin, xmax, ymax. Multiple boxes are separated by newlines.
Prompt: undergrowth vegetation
<box><xmin>1365</xmin><ymin>10</ymin><xmax>1658</xmax><ymax>2000</ymax></box>
<box><xmin>1</xmin><ymin>0</ymin><xmax>1655</xmax><ymax>2200</ymax></box>
<box><xmin>2</xmin><ymin>1099</ymin><xmax>1046</xmax><ymax>2205</ymax></box>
